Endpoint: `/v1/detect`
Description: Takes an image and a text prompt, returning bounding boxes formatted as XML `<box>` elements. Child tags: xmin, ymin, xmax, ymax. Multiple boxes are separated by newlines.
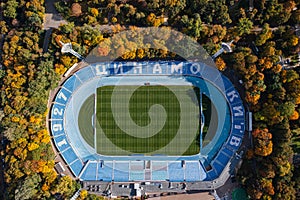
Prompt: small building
<box><xmin>54</xmin><ymin>162</ymin><xmax>65</xmax><ymax>175</ymax></box>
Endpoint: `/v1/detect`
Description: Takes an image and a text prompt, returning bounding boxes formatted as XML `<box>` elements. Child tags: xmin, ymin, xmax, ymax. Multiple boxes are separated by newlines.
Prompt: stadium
<box><xmin>49</xmin><ymin>61</ymin><xmax>245</xmax><ymax>185</ymax></box>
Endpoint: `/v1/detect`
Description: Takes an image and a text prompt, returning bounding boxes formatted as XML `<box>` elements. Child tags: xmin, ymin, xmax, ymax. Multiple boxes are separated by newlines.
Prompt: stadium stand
<box><xmin>54</xmin><ymin>88</ymin><xmax>72</xmax><ymax>105</ymax></box>
<box><xmin>50</xmin><ymin>103</ymin><xmax>65</xmax><ymax>120</ymax></box>
<box><xmin>61</xmin><ymin>148</ymin><xmax>78</xmax><ymax>164</ymax></box>
<box><xmin>80</xmin><ymin>161</ymin><xmax>97</xmax><ymax>180</ymax></box>
<box><xmin>75</xmin><ymin>66</ymin><xmax>95</xmax><ymax>83</ymax></box>
<box><xmin>69</xmin><ymin>159</ymin><xmax>84</xmax><ymax>177</ymax></box>
<box><xmin>114</xmin><ymin>162</ymin><xmax>130</xmax><ymax>182</ymax></box>
<box><xmin>152</xmin><ymin>170</ymin><xmax>168</xmax><ymax>181</ymax></box>
<box><xmin>53</xmin><ymin>135</ymin><xmax>70</xmax><ymax>152</ymax></box>
<box><xmin>168</xmin><ymin>162</ymin><xmax>185</xmax><ymax>182</ymax></box>
<box><xmin>185</xmin><ymin>161</ymin><xmax>201</xmax><ymax>181</ymax></box>
<box><xmin>130</xmin><ymin>171</ymin><xmax>145</xmax><ymax>181</ymax></box>
<box><xmin>62</xmin><ymin>75</ymin><xmax>79</xmax><ymax>93</ymax></box>
<box><xmin>49</xmin><ymin>61</ymin><xmax>245</xmax><ymax>184</ymax></box>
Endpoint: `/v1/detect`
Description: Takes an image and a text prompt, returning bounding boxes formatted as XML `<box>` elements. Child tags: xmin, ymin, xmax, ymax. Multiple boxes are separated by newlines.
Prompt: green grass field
<box><xmin>95</xmin><ymin>85</ymin><xmax>201</xmax><ymax>156</ymax></box>
<box><xmin>78</xmin><ymin>94</ymin><xmax>95</xmax><ymax>148</ymax></box>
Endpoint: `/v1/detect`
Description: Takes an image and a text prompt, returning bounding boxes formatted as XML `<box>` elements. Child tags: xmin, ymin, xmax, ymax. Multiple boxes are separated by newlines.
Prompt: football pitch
<box><xmin>79</xmin><ymin>85</ymin><xmax>203</xmax><ymax>156</ymax></box>
<box><xmin>96</xmin><ymin>85</ymin><xmax>201</xmax><ymax>156</ymax></box>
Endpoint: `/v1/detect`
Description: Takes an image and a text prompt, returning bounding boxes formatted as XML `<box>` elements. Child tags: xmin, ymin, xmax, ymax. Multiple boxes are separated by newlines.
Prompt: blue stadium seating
<box><xmin>130</xmin><ymin>161</ymin><xmax>144</xmax><ymax>171</ymax></box>
<box><xmin>213</xmin><ymin>75</ymin><xmax>234</xmax><ymax>92</ymax></box>
<box><xmin>50</xmin><ymin>103</ymin><xmax>65</xmax><ymax>120</ymax></box>
<box><xmin>152</xmin><ymin>170</ymin><xmax>168</xmax><ymax>181</ymax></box>
<box><xmin>69</xmin><ymin>159</ymin><xmax>84</xmax><ymax>177</ymax></box>
<box><xmin>130</xmin><ymin>171</ymin><xmax>145</xmax><ymax>181</ymax></box>
<box><xmin>80</xmin><ymin>162</ymin><xmax>97</xmax><ymax>180</ymax></box>
<box><xmin>152</xmin><ymin>161</ymin><xmax>167</xmax><ymax>170</ymax></box>
<box><xmin>50</xmin><ymin>120</ymin><xmax>64</xmax><ymax>137</ymax></box>
<box><xmin>231</xmin><ymin>118</ymin><xmax>245</xmax><ymax>138</ymax></box>
<box><xmin>200</xmin><ymin>64</ymin><xmax>221</xmax><ymax>83</ymax></box>
<box><xmin>216</xmin><ymin>151</ymin><xmax>231</xmax><ymax>165</ymax></box>
<box><xmin>53</xmin><ymin>135</ymin><xmax>70</xmax><ymax>152</ymax></box>
<box><xmin>61</xmin><ymin>148</ymin><xmax>78</xmax><ymax>164</ymax></box>
<box><xmin>168</xmin><ymin>162</ymin><xmax>184</xmax><ymax>182</ymax></box>
<box><xmin>222</xmin><ymin>146</ymin><xmax>235</xmax><ymax>158</ymax></box>
<box><xmin>114</xmin><ymin>162</ymin><xmax>129</xmax><ymax>182</ymax></box>
<box><xmin>206</xmin><ymin>169</ymin><xmax>218</xmax><ymax>180</ymax></box>
<box><xmin>75</xmin><ymin>66</ymin><xmax>95</xmax><ymax>82</ymax></box>
<box><xmin>97</xmin><ymin>161</ymin><xmax>113</xmax><ymax>181</ymax></box>
<box><xmin>185</xmin><ymin>162</ymin><xmax>201</xmax><ymax>181</ymax></box>
<box><xmin>186</xmin><ymin>62</ymin><xmax>203</xmax><ymax>76</ymax></box>
<box><xmin>212</xmin><ymin>160</ymin><xmax>226</xmax><ymax>174</ymax></box>
<box><xmin>54</xmin><ymin>88</ymin><xmax>72</xmax><ymax>105</ymax></box>
<box><xmin>114</xmin><ymin>169</ymin><xmax>129</xmax><ymax>182</ymax></box>
<box><xmin>62</xmin><ymin>75</ymin><xmax>77</xmax><ymax>93</ymax></box>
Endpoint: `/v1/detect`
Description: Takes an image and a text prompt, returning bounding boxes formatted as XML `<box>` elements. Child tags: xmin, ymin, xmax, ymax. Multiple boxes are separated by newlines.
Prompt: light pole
<box><xmin>59</xmin><ymin>41</ymin><xmax>84</xmax><ymax>60</ymax></box>
<box><xmin>212</xmin><ymin>41</ymin><xmax>233</xmax><ymax>60</ymax></box>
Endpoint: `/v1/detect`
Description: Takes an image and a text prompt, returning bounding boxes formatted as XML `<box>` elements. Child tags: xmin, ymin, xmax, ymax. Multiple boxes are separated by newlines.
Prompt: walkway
<box><xmin>43</xmin><ymin>0</ymin><xmax>67</xmax><ymax>53</ymax></box>
<box><xmin>44</xmin><ymin>0</ymin><xmax>67</xmax><ymax>30</ymax></box>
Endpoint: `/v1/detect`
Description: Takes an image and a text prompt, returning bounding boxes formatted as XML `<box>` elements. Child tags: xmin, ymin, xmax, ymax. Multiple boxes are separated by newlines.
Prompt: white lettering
<box><xmin>95</xmin><ymin>64</ymin><xmax>107</xmax><ymax>75</ymax></box>
<box><xmin>58</xmin><ymin>92</ymin><xmax>67</xmax><ymax>102</ymax></box>
<box><xmin>133</xmin><ymin>65</ymin><xmax>143</xmax><ymax>74</ymax></box>
<box><xmin>57</xmin><ymin>139</ymin><xmax>67</xmax><ymax>147</ymax></box>
<box><xmin>153</xmin><ymin>64</ymin><xmax>162</xmax><ymax>74</ymax></box>
<box><xmin>53</xmin><ymin>123</ymin><xmax>62</xmax><ymax>132</ymax></box>
<box><xmin>190</xmin><ymin>63</ymin><xmax>201</xmax><ymax>74</ymax></box>
<box><xmin>171</xmin><ymin>63</ymin><xmax>183</xmax><ymax>74</ymax></box>
<box><xmin>227</xmin><ymin>90</ymin><xmax>239</xmax><ymax>102</ymax></box>
<box><xmin>229</xmin><ymin>136</ymin><xmax>241</xmax><ymax>147</ymax></box>
<box><xmin>53</xmin><ymin>108</ymin><xmax>63</xmax><ymax>116</ymax></box>
<box><xmin>114</xmin><ymin>64</ymin><xmax>123</xmax><ymax>74</ymax></box>
<box><xmin>234</xmin><ymin>125</ymin><xmax>241</xmax><ymax>129</ymax></box>
<box><xmin>233</xmin><ymin>106</ymin><xmax>244</xmax><ymax>117</ymax></box>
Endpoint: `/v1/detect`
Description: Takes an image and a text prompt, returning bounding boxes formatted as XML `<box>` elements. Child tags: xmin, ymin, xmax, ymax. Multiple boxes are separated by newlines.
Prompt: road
<box><xmin>43</xmin><ymin>0</ymin><xmax>67</xmax><ymax>30</ymax></box>
<box><xmin>43</xmin><ymin>0</ymin><xmax>67</xmax><ymax>53</ymax></box>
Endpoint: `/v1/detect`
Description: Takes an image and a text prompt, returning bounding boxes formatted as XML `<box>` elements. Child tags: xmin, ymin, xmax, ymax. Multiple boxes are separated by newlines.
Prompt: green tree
<box><xmin>180</xmin><ymin>14</ymin><xmax>202</xmax><ymax>39</ymax></box>
<box><xmin>14</xmin><ymin>174</ymin><xmax>41</xmax><ymax>200</ymax></box>
<box><xmin>255</xmin><ymin>23</ymin><xmax>272</xmax><ymax>46</ymax></box>
<box><xmin>51</xmin><ymin>176</ymin><xmax>78</xmax><ymax>198</ymax></box>
<box><xmin>60</xmin><ymin>22</ymin><xmax>75</xmax><ymax>34</ymax></box>
<box><xmin>237</xmin><ymin>17</ymin><xmax>253</xmax><ymax>36</ymax></box>
<box><xmin>3</xmin><ymin>0</ymin><xmax>18</xmax><ymax>19</ymax></box>
<box><xmin>278</xmin><ymin>101</ymin><xmax>295</xmax><ymax>117</ymax></box>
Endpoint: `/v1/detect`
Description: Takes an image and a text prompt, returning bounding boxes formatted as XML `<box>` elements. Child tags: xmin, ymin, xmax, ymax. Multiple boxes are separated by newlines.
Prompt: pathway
<box><xmin>43</xmin><ymin>0</ymin><xmax>67</xmax><ymax>53</ymax></box>
<box><xmin>44</xmin><ymin>0</ymin><xmax>67</xmax><ymax>30</ymax></box>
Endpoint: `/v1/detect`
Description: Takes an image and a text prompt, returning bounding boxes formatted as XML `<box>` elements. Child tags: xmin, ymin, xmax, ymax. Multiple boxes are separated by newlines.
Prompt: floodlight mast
<box><xmin>59</xmin><ymin>41</ymin><xmax>84</xmax><ymax>60</ymax></box>
<box><xmin>212</xmin><ymin>41</ymin><xmax>233</xmax><ymax>60</ymax></box>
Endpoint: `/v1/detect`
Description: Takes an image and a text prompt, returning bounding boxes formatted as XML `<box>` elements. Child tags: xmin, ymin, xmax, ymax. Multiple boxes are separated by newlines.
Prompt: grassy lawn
<box><xmin>95</xmin><ymin>85</ymin><xmax>201</xmax><ymax>156</ymax></box>
<box><xmin>78</xmin><ymin>94</ymin><xmax>95</xmax><ymax>148</ymax></box>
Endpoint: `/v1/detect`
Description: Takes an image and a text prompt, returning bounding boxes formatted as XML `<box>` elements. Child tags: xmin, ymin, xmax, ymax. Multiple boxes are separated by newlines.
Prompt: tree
<box><xmin>51</xmin><ymin>176</ymin><xmax>78</xmax><ymax>198</ymax></box>
<box><xmin>164</xmin><ymin>0</ymin><xmax>186</xmax><ymax>19</ymax></box>
<box><xmin>237</xmin><ymin>18</ymin><xmax>253</xmax><ymax>36</ymax></box>
<box><xmin>215</xmin><ymin>57</ymin><xmax>226</xmax><ymax>71</ymax></box>
<box><xmin>291</xmin><ymin>9</ymin><xmax>300</xmax><ymax>23</ymax></box>
<box><xmin>255</xmin><ymin>24</ymin><xmax>272</xmax><ymax>46</ymax></box>
<box><xmin>60</xmin><ymin>22</ymin><xmax>75</xmax><ymax>34</ymax></box>
<box><xmin>89</xmin><ymin>8</ymin><xmax>99</xmax><ymax>17</ymax></box>
<box><xmin>278</xmin><ymin>101</ymin><xmax>295</xmax><ymax>117</ymax></box>
<box><xmin>0</xmin><ymin>21</ymin><xmax>8</xmax><ymax>34</ymax></box>
<box><xmin>14</xmin><ymin>174</ymin><xmax>41</xmax><ymax>200</ymax></box>
<box><xmin>3</xmin><ymin>0</ymin><xmax>18</xmax><ymax>19</ymax></box>
<box><xmin>252</xmin><ymin>128</ymin><xmax>273</xmax><ymax>156</ymax></box>
<box><xmin>282</xmin><ymin>69</ymin><xmax>299</xmax><ymax>83</ymax></box>
<box><xmin>71</xmin><ymin>3</ymin><xmax>82</xmax><ymax>17</ymax></box>
<box><xmin>25</xmin><ymin>11</ymin><xmax>42</xmax><ymax>28</ymax></box>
